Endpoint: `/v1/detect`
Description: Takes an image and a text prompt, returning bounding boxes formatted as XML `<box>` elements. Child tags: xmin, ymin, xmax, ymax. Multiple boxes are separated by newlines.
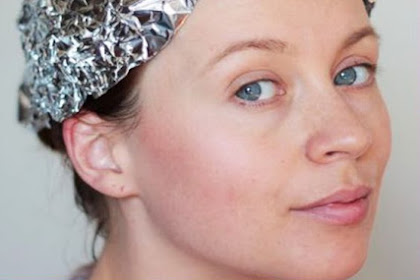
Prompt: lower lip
<box><xmin>293</xmin><ymin>197</ymin><xmax>369</xmax><ymax>226</ymax></box>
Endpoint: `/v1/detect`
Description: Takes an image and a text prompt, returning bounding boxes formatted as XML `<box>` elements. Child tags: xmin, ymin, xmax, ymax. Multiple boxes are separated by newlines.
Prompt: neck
<box><xmin>88</xmin><ymin>199</ymin><xmax>275</xmax><ymax>280</ymax></box>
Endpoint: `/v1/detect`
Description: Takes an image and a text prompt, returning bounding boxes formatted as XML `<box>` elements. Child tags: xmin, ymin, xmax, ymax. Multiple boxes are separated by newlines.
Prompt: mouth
<box><xmin>291</xmin><ymin>186</ymin><xmax>372</xmax><ymax>226</ymax></box>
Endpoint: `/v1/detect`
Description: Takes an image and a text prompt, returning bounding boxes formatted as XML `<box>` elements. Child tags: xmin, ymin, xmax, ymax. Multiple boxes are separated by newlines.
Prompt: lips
<box><xmin>291</xmin><ymin>186</ymin><xmax>372</xmax><ymax>226</ymax></box>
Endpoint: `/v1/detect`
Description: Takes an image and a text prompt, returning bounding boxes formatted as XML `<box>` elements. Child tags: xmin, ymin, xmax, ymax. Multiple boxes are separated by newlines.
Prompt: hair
<box><xmin>37</xmin><ymin>67</ymin><xmax>142</xmax><ymax>240</ymax></box>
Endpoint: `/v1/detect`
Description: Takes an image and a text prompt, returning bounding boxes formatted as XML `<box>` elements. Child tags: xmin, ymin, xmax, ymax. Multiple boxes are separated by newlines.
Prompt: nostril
<box><xmin>326</xmin><ymin>151</ymin><xmax>336</xmax><ymax>157</ymax></box>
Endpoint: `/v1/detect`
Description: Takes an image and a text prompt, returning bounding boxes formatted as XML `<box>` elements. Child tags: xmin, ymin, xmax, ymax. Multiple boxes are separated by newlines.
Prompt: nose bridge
<box><xmin>301</xmin><ymin>73</ymin><xmax>372</xmax><ymax>164</ymax></box>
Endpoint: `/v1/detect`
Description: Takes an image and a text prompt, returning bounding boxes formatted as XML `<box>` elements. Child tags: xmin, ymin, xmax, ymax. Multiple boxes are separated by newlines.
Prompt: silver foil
<box><xmin>18</xmin><ymin>0</ymin><xmax>197</xmax><ymax>130</ymax></box>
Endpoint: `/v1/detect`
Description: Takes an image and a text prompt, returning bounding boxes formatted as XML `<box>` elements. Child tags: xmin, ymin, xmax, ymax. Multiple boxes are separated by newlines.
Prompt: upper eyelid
<box><xmin>339</xmin><ymin>63</ymin><xmax>376</xmax><ymax>74</ymax></box>
<box><xmin>228</xmin><ymin>71</ymin><xmax>283</xmax><ymax>93</ymax></box>
<box><xmin>333</xmin><ymin>56</ymin><xmax>377</xmax><ymax>77</ymax></box>
<box><xmin>238</xmin><ymin>79</ymin><xmax>276</xmax><ymax>89</ymax></box>
<box><xmin>339</xmin><ymin>63</ymin><xmax>377</xmax><ymax>74</ymax></box>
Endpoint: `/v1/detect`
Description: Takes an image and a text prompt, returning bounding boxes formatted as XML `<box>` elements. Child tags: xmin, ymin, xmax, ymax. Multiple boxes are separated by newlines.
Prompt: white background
<box><xmin>0</xmin><ymin>1</ymin><xmax>419</xmax><ymax>279</ymax></box>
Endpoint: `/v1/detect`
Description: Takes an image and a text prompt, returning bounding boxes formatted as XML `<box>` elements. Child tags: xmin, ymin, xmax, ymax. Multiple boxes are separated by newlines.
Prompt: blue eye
<box><xmin>334</xmin><ymin>64</ymin><xmax>373</xmax><ymax>86</ymax></box>
<box><xmin>235</xmin><ymin>80</ymin><xmax>277</xmax><ymax>102</ymax></box>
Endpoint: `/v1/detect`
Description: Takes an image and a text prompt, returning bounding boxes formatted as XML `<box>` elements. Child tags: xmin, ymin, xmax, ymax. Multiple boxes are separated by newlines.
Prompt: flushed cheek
<box><xmin>132</xmin><ymin>109</ymin><xmax>290</xmax><ymax>258</ymax></box>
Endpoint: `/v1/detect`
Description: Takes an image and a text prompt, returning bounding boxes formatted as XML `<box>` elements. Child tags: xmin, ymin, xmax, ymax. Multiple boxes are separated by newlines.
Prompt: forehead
<box><xmin>174</xmin><ymin>0</ymin><xmax>371</xmax><ymax>53</ymax></box>
<box><xmin>189</xmin><ymin>0</ymin><xmax>369</xmax><ymax>28</ymax></box>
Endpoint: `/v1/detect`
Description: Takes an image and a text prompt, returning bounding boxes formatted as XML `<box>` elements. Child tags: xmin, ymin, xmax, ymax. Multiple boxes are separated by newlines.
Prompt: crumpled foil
<box><xmin>17</xmin><ymin>0</ymin><xmax>197</xmax><ymax>130</ymax></box>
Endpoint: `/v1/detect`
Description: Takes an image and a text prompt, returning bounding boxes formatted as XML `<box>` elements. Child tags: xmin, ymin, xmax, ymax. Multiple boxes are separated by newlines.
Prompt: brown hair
<box><xmin>37</xmin><ymin>67</ymin><xmax>142</xmax><ymax>239</ymax></box>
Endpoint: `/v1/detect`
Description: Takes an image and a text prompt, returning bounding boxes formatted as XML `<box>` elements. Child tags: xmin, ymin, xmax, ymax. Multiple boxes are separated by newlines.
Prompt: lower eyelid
<box><xmin>234</xmin><ymin>93</ymin><xmax>283</xmax><ymax>108</ymax></box>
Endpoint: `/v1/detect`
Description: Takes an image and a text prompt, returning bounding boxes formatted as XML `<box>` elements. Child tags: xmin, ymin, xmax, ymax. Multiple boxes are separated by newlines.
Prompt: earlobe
<box><xmin>62</xmin><ymin>113</ymin><xmax>135</xmax><ymax>198</ymax></box>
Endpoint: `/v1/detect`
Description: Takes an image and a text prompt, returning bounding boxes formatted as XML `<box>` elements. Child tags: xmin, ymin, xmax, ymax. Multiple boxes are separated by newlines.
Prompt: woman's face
<box><xmin>124</xmin><ymin>0</ymin><xmax>391</xmax><ymax>279</ymax></box>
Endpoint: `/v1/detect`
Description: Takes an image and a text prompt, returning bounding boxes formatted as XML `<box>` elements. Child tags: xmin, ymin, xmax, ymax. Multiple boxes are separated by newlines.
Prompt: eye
<box><xmin>235</xmin><ymin>80</ymin><xmax>278</xmax><ymax>102</ymax></box>
<box><xmin>334</xmin><ymin>64</ymin><xmax>374</xmax><ymax>87</ymax></box>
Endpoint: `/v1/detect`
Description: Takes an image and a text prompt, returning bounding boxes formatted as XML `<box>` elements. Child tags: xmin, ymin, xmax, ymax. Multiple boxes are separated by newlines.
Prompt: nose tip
<box><xmin>305</xmin><ymin>126</ymin><xmax>373</xmax><ymax>164</ymax></box>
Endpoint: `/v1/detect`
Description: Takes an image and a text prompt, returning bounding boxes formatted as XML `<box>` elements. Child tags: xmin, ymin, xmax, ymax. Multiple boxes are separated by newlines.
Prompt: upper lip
<box><xmin>292</xmin><ymin>186</ymin><xmax>372</xmax><ymax>211</ymax></box>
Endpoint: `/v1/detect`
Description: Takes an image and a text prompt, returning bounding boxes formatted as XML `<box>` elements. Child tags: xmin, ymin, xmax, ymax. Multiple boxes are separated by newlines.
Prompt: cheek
<box><xmin>363</xmin><ymin>94</ymin><xmax>392</xmax><ymax>184</ymax></box>
<box><xmin>130</xmin><ymin>105</ymin><xmax>294</xmax><ymax>262</ymax></box>
<box><xmin>135</xmin><ymin>109</ymin><xmax>279</xmax><ymax>223</ymax></box>
<box><xmin>376</xmin><ymin>99</ymin><xmax>392</xmax><ymax>162</ymax></box>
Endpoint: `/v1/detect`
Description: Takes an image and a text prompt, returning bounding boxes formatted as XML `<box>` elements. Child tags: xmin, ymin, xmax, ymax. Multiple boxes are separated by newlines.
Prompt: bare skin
<box><xmin>63</xmin><ymin>0</ymin><xmax>391</xmax><ymax>279</ymax></box>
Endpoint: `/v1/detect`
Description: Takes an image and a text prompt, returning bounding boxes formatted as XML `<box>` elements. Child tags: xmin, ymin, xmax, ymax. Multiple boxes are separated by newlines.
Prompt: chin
<box><xmin>294</xmin><ymin>218</ymin><xmax>373</xmax><ymax>279</ymax></box>
<box><xmin>258</xmin><ymin>233</ymin><xmax>371</xmax><ymax>280</ymax></box>
<box><xmin>295</xmin><ymin>243</ymin><xmax>369</xmax><ymax>280</ymax></box>
<box><xmin>267</xmin><ymin>255</ymin><xmax>367</xmax><ymax>280</ymax></box>
<box><xmin>334</xmin><ymin>248</ymin><xmax>368</xmax><ymax>280</ymax></box>
<box><xmin>322</xmin><ymin>256</ymin><xmax>367</xmax><ymax>280</ymax></box>
<box><xmin>312</xmin><ymin>237</ymin><xmax>369</xmax><ymax>280</ymax></box>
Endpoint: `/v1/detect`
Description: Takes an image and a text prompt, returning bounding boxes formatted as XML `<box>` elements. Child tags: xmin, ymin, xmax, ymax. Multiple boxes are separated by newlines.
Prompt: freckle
<box><xmin>120</xmin><ymin>185</ymin><xmax>125</xmax><ymax>193</ymax></box>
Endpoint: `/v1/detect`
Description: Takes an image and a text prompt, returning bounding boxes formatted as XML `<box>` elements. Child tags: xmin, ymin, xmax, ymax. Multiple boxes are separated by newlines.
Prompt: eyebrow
<box><xmin>341</xmin><ymin>26</ymin><xmax>380</xmax><ymax>50</ymax></box>
<box><xmin>206</xmin><ymin>39</ymin><xmax>288</xmax><ymax>69</ymax></box>
<box><xmin>205</xmin><ymin>26</ymin><xmax>379</xmax><ymax>70</ymax></box>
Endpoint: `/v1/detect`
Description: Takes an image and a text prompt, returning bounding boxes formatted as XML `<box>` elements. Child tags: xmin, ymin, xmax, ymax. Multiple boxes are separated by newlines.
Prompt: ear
<box><xmin>62</xmin><ymin>112</ymin><xmax>137</xmax><ymax>198</ymax></box>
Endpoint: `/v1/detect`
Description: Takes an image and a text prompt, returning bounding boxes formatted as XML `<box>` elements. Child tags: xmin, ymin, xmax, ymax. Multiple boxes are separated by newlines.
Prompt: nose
<box><xmin>304</xmin><ymin>91</ymin><xmax>373</xmax><ymax>165</ymax></box>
